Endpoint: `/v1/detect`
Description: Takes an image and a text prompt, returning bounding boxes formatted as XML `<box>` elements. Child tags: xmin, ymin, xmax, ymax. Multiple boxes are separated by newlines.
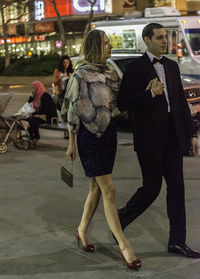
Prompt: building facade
<box><xmin>0</xmin><ymin>0</ymin><xmax>200</xmax><ymax>58</ymax></box>
<box><xmin>0</xmin><ymin>0</ymin><xmax>122</xmax><ymax>58</ymax></box>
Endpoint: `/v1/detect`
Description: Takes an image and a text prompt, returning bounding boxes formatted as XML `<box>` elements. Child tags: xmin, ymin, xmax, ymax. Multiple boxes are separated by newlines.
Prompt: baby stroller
<box><xmin>0</xmin><ymin>93</ymin><xmax>32</xmax><ymax>154</ymax></box>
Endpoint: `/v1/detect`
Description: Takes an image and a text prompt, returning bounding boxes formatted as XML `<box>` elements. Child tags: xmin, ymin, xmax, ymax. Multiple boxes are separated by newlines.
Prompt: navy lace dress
<box><xmin>77</xmin><ymin>119</ymin><xmax>117</xmax><ymax>178</ymax></box>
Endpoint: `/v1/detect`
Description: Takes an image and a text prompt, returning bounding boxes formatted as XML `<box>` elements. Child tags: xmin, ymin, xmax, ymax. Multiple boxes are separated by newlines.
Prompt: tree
<box><xmin>50</xmin><ymin>0</ymin><xmax>97</xmax><ymax>56</ymax></box>
<box><xmin>0</xmin><ymin>0</ymin><xmax>27</xmax><ymax>68</ymax></box>
<box><xmin>84</xmin><ymin>0</ymin><xmax>97</xmax><ymax>35</ymax></box>
<box><xmin>80</xmin><ymin>0</ymin><xmax>97</xmax><ymax>55</ymax></box>
<box><xmin>49</xmin><ymin>0</ymin><xmax>66</xmax><ymax>56</ymax></box>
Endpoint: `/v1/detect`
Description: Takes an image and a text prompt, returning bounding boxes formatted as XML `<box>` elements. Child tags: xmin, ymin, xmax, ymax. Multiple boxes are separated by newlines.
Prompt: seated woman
<box><xmin>27</xmin><ymin>80</ymin><xmax>57</xmax><ymax>148</ymax></box>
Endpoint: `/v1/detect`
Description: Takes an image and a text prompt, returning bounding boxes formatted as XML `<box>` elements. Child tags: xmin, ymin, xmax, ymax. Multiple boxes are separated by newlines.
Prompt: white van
<box><xmin>92</xmin><ymin>7</ymin><xmax>200</xmax><ymax>80</ymax></box>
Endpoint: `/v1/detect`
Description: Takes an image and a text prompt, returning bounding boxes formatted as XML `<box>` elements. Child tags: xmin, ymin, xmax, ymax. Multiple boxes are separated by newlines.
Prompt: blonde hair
<box><xmin>83</xmin><ymin>29</ymin><xmax>106</xmax><ymax>64</ymax></box>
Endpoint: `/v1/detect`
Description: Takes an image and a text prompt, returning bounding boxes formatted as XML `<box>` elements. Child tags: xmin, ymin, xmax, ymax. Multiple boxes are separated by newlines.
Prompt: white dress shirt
<box><xmin>146</xmin><ymin>51</ymin><xmax>171</xmax><ymax>112</ymax></box>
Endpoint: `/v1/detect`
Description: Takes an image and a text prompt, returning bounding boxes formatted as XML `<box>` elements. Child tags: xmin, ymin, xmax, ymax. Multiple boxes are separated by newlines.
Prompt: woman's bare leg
<box><xmin>78</xmin><ymin>177</ymin><xmax>101</xmax><ymax>246</ymax></box>
<box><xmin>95</xmin><ymin>174</ymin><xmax>137</xmax><ymax>263</ymax></box>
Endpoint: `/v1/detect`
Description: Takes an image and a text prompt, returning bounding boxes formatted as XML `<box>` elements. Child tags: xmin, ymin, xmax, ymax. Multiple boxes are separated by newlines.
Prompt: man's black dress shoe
<box><xmin>168</xmin><ymin>243</ymin><xmax>200</xmax><ymax>258</ymax></box>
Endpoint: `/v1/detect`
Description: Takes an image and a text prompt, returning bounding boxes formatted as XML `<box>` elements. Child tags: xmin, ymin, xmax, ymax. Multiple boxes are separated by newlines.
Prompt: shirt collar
<box><xmin>146</xmin><ymin>51</ymin><xmax>163</xmax><ymax>63</ymax></box>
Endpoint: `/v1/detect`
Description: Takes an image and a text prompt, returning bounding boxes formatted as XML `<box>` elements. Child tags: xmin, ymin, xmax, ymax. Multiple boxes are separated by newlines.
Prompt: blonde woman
<box><xmin>62</xmin><ymin>30</ymin><xmax>141</xmax><ymax>270</ymax></box>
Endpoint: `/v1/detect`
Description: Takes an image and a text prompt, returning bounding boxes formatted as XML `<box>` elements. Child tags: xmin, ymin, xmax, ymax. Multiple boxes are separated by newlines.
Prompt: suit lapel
<box><xmin>142</xmin><ymin>53</ymin><xmax>160</xmax><ymax>81</ymax></box>
<box><xmin>163</xmin><ymin>58</ymin><xmax>173</xmax><ymax>99</ymax></box>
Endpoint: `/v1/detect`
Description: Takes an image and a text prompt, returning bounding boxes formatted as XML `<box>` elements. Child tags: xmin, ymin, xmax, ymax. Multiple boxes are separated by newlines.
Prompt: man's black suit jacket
<box><xmin>117</xmin><ymin>53</ymin><xmax>194</xmax><ymax>154</ymax></box>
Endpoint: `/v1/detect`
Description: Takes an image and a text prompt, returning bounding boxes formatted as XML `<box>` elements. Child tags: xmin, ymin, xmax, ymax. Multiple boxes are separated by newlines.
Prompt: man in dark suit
<box><xmin>117</xmin><ymin>23</ymin><xmax>200</xmax><ymax>258</ymax></box>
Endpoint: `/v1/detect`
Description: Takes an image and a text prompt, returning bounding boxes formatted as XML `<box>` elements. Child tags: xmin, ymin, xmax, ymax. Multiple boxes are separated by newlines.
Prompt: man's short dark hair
<box><xmin>142</xmin><ymin>23</ymin><xmax>164</xmax><ymax>40</ymax></box>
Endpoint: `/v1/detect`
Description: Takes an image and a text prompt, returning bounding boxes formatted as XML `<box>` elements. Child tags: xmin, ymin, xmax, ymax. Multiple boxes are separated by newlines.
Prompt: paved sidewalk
<box><xmin>0</xmin><ymin>76</ymin><xmax>52</xmax><ymax>87</ymax></box>
<box><xmin>38</xmin><ymin>128</ymin><xmax>68</xmax><ymax>150</ymax></box>
<box><xmin>0</xmin><ymin>127</ymin><xmax>200</xmax><ymax>279</ymax></box>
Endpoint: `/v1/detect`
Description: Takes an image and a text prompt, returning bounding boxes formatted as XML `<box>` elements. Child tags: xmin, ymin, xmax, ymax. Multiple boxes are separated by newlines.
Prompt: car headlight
<box><xmin>188</xmin><ymin>90</ymin><xmax>197</xmax><ymax>98</ymax></box>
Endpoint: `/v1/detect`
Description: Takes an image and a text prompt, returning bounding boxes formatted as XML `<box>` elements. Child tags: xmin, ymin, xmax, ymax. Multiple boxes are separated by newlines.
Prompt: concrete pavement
<box><xmin>0</xmin><ymin>76</ymin><xmax>52</xmax><ymax>87</ymax></box>
<box><xmin>0</xmin><ymin>127</ymin><xmax>200</xmax><ymax>278</ymax></box>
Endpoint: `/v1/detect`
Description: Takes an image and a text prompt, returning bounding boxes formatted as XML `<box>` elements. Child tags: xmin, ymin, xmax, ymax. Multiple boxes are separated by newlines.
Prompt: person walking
<box><xmin>117</xmin><ymin>23</ymin><xmax>200</xmax><ymax>258</ymax></box>
<box><xmin>62</xmin><ymin>29</ymin><xmax>141</xmax><ymax>270</ymax></box>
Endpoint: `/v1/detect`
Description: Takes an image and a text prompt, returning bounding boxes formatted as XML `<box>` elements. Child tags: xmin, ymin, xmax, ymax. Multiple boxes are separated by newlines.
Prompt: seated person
<box><xmin>27</xmin><ymin>81</ymin><xmax>57</xmax><ymax>148</ymax></box>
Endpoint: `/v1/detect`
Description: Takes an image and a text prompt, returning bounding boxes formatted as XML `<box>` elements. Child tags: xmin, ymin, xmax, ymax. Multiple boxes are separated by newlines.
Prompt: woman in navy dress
<box><xmin>62</xmin><ymin>30</ymin><xmax>141</xmax><ymax>270</ymax></box>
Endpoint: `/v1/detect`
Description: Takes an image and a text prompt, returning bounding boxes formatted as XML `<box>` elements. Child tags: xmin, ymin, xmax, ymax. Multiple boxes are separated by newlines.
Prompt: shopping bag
<box><xmin>17</xmin><ymin>102</ymin><xmax>35</xmax><ymax>118</ymax></box>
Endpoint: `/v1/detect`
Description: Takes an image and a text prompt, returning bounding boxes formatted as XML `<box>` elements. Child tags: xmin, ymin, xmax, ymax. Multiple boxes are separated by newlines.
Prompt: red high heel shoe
<box><xmin>118</xmin><ymin>247</ymin><xmax>141</xmax><ymax>270</ymax></box>
<box><xmin>75</xmin><ymin>229</ymin><xmax>95</xmax><ymax>253</ymax></box>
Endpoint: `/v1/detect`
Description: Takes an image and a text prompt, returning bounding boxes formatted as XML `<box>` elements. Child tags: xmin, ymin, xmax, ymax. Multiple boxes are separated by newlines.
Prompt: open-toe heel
<box><xmin>118</xmin><ymin>247</ymin><xmax>141</xmax><ymax>270</ymax></box>
<box><xmin>75</xmin><ymin>229</ymin><xmax>95</xmax><ymax>253</ymax></box>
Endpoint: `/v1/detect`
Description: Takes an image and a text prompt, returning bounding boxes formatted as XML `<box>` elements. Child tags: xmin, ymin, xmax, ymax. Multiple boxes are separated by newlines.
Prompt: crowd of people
<box><xmin>17</xmin><ymin>23</ymin><xmax>200</xmax><ymax>270</ymax></box>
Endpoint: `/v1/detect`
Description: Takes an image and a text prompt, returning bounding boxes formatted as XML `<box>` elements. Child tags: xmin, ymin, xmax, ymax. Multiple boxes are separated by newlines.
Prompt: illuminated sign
<box><xmin>35</xmin><ymin>1</ymin><xmax>44</xmax><ymax>20</ymax></box>
<box><xmin>34</xmin><ymin>0</ymin><xmax>105</xmax><ymax>20</ymax></box>
<box><xmin>56</xmin><ymin>41</ymin><xmax>63</xmax><ymax>48</ymax></box>
<box><xmin>73</xmin><ymin>0</ymin><xmax>105</xmax><ymax>14</ymax></box>
<box><xmin>44</xmin><ymin>0</ymin><xmax>73</xmax><ymax>18</ymax></box>
<box><xmin>0</xmin><ymin>37</ymin><xmax>31</xmax><ymax>45</ymax></box>
<box><xmin>34</xmin><ymin>35</ymin><xmax>45</xmax><ymax>41</ymax></box>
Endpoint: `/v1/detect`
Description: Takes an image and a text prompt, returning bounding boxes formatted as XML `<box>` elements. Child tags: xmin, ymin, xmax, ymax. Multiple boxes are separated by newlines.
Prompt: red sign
<box><xmin>0</xmin><ymin>36</ymin><xmax>31</xmax><ymax>45</ymax></box>
<box><xmin>34</xmin><ymin>35</ymin><xmax>45</xmax><ymax>41</ymax></box>
<box><xmin>35</xmin><ymin>21</ymin><xmax>55</xmax><ymax>33</ymax></box>
<box><xmin>44</xmin><ymin>0</ymin><xmax>73</xmax><ymax>18</ymax></box>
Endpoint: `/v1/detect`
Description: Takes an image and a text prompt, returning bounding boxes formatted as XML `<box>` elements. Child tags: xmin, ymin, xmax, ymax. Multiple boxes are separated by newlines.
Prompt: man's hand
<box><xmin>146</xmin><ymin>79</ymin><xmax>154</xmax><ymax>90</ymax></box>
<box><xmin>191</xmin><ymin>137</ymin><xmax>200</xmax><ymax>155</ymax></box>
<box><xmin>151</xmin><ymin>78</ymin><xmax>164</xmax><ymax>96</ymax></box>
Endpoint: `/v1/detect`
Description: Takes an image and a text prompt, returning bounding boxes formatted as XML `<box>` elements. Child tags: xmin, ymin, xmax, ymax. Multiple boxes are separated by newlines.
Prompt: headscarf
<box><xmin>32</xmin><ymin>81</ymin><xmax>46</xmax><ymax>109</ymax></box>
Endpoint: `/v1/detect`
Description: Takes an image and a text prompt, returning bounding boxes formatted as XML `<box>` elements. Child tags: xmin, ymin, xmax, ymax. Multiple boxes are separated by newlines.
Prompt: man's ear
<box><xmin>144</xmin><ymin>36</ymin><xmax>150</xmax><ymax>45</ymax></box>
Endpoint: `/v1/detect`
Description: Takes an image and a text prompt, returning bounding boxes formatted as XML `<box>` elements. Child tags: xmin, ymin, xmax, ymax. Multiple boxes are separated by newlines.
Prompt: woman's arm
<box><xmin>66</xmin><ymin>132</ymin><xmax>77</xmax><ymax>161</ymax></box>
<box><xmin>53</xmin><ymin>69</ymin><xmax>61</xmax><ymax>86</ymax></box>
<box><xmin>62</xmin><ymin>75</ymin><xmax>80</xmax><ymax>134</ymax></box>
